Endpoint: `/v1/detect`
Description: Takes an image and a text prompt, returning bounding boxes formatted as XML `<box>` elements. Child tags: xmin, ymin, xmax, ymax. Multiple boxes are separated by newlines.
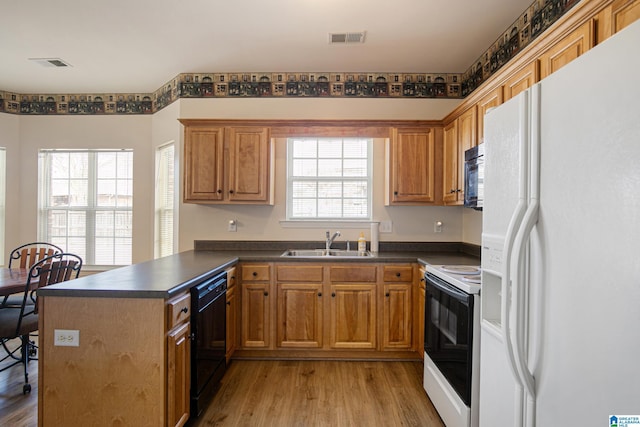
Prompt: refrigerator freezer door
<box><xmin>533</xmin><ymin>20</ymin><xmax>640</xmax><ymax>426</ymax></box>
<box><xmin>480</xmin><ymin>87</ymin><xmax>531</xmax><ymax>427</ymax></box>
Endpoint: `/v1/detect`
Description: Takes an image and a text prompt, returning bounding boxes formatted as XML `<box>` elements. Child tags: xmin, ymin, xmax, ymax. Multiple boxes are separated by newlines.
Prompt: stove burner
<box><xmin>461</xmin><ymin>275</ymin><xmax>481</xmax><ymax>284</ymax></box>
<box><xmin>439</xmin><ymin>265</ymin><xmax>481</xmax><ymax>275</ymax></box>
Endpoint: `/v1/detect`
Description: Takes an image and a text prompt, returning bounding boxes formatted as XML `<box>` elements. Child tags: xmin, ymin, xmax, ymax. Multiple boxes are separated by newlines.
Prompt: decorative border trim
<box><xmin>0</xmin><ymin>0</ymin><xmax>577</xmax><ymax>116</ymax></box>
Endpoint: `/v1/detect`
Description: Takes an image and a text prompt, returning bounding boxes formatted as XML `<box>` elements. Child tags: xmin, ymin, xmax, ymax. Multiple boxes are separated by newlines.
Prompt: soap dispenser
<box><xmin>358</xmin><ymin>232</ymin><xmax>367</xmax><ymax>253</ymax></box>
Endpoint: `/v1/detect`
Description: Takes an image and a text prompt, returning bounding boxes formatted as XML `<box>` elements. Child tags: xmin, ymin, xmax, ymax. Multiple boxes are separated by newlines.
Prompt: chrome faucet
<box><xmin>325</xmin><ymin>230</ymin><xmax>341</xmax><ymax>251</ymax></box>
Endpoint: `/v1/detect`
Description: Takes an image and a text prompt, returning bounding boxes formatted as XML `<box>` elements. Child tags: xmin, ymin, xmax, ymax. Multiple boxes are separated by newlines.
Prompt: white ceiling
<box><xmin>2</xmin><ymin>0</ymin><xmax>534</xmax><ymax>94</ymax></box>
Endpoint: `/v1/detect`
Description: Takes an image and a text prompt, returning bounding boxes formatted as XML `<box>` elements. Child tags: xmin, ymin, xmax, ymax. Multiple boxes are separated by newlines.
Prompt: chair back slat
<box><xmin>10</xmin><ymin>242</ymin><xmax>63</xmax><ymax>268</ymax></box>
<box><xmin>10</xmin><ymin>253</ymin><xmax>82</xmax><ymax>337</ymax></box>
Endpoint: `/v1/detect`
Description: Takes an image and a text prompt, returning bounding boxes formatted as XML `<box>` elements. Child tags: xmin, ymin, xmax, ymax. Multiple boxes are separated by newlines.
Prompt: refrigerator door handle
<box><xmin>501</xmin><ymin>90</ymin><xmax>530</xmax><ymax>393</ymax></box>
<box><xmin>511</xmin><ymin>199</ymin><xmax>538</xmax><ymax>400</ymax></box>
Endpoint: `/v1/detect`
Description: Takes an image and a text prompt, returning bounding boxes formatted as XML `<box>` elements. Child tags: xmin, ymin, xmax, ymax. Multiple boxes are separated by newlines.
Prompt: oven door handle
<box><xmin>425</xmin><ymin>274</ymin><xmax>470</xmax><ymax>302</ymax></box>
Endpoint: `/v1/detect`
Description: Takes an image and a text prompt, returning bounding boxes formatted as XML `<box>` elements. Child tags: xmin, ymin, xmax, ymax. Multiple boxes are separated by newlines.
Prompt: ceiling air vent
<box><xmin>28</xmin><ymin>58</ymin><xmax>72</xmax><ymax>67</ymax></box>
<box><xmin>329</xmin><ymin>31</ymin><xmax>366</xmax><ymax>44</ymax></box>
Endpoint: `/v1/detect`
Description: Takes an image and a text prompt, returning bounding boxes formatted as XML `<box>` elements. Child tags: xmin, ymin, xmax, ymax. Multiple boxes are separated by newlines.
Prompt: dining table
<box><xmin>0</xmin><ymin>267</ymin><xmax>30</xmax><ymax>298</ymax></box>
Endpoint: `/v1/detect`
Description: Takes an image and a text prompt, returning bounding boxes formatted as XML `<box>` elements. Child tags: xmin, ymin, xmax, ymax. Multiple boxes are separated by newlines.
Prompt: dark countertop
<box><xmin>38</xmin><ymin>243</ymin><xmax>480</xmax><ymax>299</ymax></box>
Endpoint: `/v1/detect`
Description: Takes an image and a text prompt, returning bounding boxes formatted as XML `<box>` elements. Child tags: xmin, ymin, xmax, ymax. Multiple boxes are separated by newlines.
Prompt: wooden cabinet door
<box><xmin>227</xmin><ymin>127</ymin><xmax>273</xmax><ymax>203</ymax></box>
<box><xmin>225</xmin><ymin>285</ymin><xmax>237</xmax><ymax>363</ymax></box>
<box><xmin>610</xmin><ymin>0</ymin><xmax>640</xmax><ymax>33</ymax></box>
<box><xmin>382</xmin><ymin>283</ymin><xmax>412</xmax><ymax>350</ymax></box>
<box><xmin>276</xmin><ymin>283</ymin><xmax>323</xmax><ymax>348</ymax></box>
<box><xmin>455</xmin><ymin>107</ymin><xmax>477</xmax><ymax>205</ymax></box>
<box><xmin>241</xmin><ymin>282</ymin><xmax>271</xmax><ymax>348</ymax></box>
<box><xmin>539</xmin><ymin>20</ymin><xmax>594</xmax><ymax>79</ymax></box>
<box><xmin>476</xmin><ymin>87</ymin><xmax>503</xmax><ymax>145</ymax></box>
<box><xmin>597</xmin><ymin>0</ymin><xmax>640</xmax><ymax>43</ymax></box>
<box><xmin>167</xmin><ymin>321</ymin><xmax>190</xmax><ymax>427</ymax></box>
<box><xmin>442</xmin><ymin>121</ymin><xmax>459</xmax><ymax>204</ymax></box>
<box><xmin>386</xmin><ymin>127</ymin><xmax>435</xmax><ymax>204</ymax></box>
<box><xmin>183</xmin><ymin>126</ymin><xmax>224</xmax><ymax>202</ymax></box>
<box><xmin>329</xmin><ymin>284</ymin><xmax>377</xmax><ymax>349</ymax></box>
<box><xmin>416</xmin><ymin>268</ymin><xmax>426</xmax><ymax>354</ymax></box>
<box><xmin>503</xmin><ymin>61</ymin><xmax>539</xmax><ymax>102</ymax></box>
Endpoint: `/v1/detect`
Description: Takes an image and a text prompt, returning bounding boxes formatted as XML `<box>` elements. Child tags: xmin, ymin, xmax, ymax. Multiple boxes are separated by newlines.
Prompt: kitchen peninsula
<box><xmin>37</xmin><ymin>242</ymin><xmax>478</xmax><ymax>426</ymax></box>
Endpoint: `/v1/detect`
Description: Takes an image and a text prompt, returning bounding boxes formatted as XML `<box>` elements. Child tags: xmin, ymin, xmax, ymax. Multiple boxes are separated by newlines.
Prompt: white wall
<box><xmin>1</xmin><ymin>95</ymin><xmax>484</xmax><ymax>264</ymax></box>
<box><xmin>16</xmin><ymin>115</ymin><xmax>153</xmax><ymax>263</ymax></box>
<box><xmin>0</xmin><ymin>113</ymin><xmax>20</xmax><ymax>265</ymax></box>
<box><xmin>462</xmin><ymin>208</ymin><xmax>483</xmax><ymax>245</ymax></box>
<box><xmin>176</xmin><ymin>97</ymin><xmax>470</xmax><ymax>251</ymax></box>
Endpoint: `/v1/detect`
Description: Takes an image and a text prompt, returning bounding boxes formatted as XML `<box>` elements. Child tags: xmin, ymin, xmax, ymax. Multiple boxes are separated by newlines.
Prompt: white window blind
<box><xmin>286</xmin><ymin>138</ymin><xmax>372</xmax><ymax>220</ymax></box>
<box><xmin>155</xmin><ymin>143</ymin><xmax>174</xmax><ymax>258</ymax></box>
<box><xmin>38</xmin><ymin>149</ymin><xmax>133</xmax><ymax>266</ymax></box>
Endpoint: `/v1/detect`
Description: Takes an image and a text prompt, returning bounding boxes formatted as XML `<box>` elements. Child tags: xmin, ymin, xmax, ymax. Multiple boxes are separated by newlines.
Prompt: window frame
<box><xmin>38</xmin><ymin>149</ymin><xmax>133</xmax><ymax>267</ymax></box>
<box><xmin>154</xmin><ymin>142</ymin><xmax>175</xmax><ymax>259</ymax></box>
<box><xmin>285</xmin><ymin>137</ymin><xmax>373</xmax><ymax>221</ymax></box>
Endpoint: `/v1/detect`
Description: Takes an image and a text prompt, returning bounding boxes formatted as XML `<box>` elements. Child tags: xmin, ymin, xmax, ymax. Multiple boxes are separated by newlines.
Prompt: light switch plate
<box><xmin>54</xmin><ymin>329</ymin><xmax>80</xmax><ymax>347</ymax></box>
<box><xmin>379</xmin><ymin>221</ymin><xmax>392</xmax><ymax>233</ymax></box>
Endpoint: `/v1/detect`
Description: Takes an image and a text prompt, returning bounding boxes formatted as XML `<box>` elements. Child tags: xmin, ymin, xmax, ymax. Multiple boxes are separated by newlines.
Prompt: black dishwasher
<box><xmin>190</xmin><ymin>270</ymin><xmax>227</xmax><ymax>417</ymax></box>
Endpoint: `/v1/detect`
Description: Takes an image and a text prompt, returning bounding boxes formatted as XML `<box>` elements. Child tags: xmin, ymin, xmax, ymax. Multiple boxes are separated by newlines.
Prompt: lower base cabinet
<box><xmin>239</xmin><ymin>262</ymin><xmax>418</xmax><ymax>356</ymax></box>
<box><xmin>329</xmin><ymin>283</ymin><xmax>377</xmax><ymax>349</ymax></box>
<box><xmin>39</xmin><ymin>294</ymin><xmax>192</xmax><ymax>427</ymax></box>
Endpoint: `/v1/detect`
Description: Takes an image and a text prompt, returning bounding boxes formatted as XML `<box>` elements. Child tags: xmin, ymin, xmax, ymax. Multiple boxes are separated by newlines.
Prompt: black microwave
<box><xmin>464</xmin><ymin>143</ymin><xmax>484</xmax><ymax>210</ymax></box>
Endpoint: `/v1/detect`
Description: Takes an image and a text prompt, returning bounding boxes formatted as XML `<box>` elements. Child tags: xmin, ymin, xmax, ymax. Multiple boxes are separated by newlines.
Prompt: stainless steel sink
<box><xmin>281</xmin><ymin>249</ymin><xmax>373</xmax><ymax>258</ymax></box>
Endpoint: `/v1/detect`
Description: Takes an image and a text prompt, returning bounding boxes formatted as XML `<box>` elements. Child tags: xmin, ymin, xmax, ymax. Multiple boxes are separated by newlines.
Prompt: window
<box><xmin>0</xmin><ymin>148</ymin><xmax>5</xmax><ymax>265</ymax></box>
<box><xmin>155</xmin><ymin>143</ymin><xmax>175</xmax><ymax>258</ymax></box>
<box><xmin>286</xmin><ymin>137</ymin><xmax>372</xmax><ymax>220</ymax></box>
<box><xmin>38</xmin><ymin>150</ymin><xmax>133</xmax><ymax>266</ymax></box>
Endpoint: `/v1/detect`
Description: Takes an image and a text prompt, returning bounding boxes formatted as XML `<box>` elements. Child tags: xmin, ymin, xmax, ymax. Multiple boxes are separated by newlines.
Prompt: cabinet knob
<box><xmin>217</xmin><ymin>189</ymin><xmax>222</xmax><ymax>194</ymax></box>
<box><xmin>394</xmin><ymin>191</ymin><xmax>398</xmax><ymax>196</ymax></box>
<box><xmin>395</xmin><ymin>272</ymin><xmax>401</xmax><ymax>277</ymax></box>
<box><xmin>385</xmin><ymin>292</ymin><xmax>390</xmax><ymax>297</ymax></box>
<box><xmin>263</xmin><ymin>291</ymin><xmax>269</xmax><ymax>297</ymax></box>
<box><xmin>449</xmin><ymin>189</ymin><xmax>456</xmax><ymax>194</ymax></box>
<box><xmin>229</xmin><ymin>189</ymin><xmax>235</xmax><ymax>194</ymax></box>
<box><xmin>227</xmin><ymin>301</ymin><xmax>231</xmax><ymax>306</ymax></box>
<box><xmin>252</xmin><ymin>272</ymin><xmax>258</xmax><ymax>277</ymax></box>
<box><xmin>180</xmin><ymin>307</ymin><xmax>188</xmax><ymax>314</ymax></box>
<box><xmin>318</xmin><ymin>292</ymin><xmax>322</xmax><ymax>297</ymax></box>
<box><xmin>420</xmin><ymin>277</ymin><xmax>425</xmax><ymax>282</ymax></box>
<box><xmin>456</xmin><ymin>188</ymin><xmax>462</xmax><ymax>193</ymax></box>
<box><xmin>331</xmin><ymin>292</ymin><xmax>336</xmax><ymax>297</ymax></box>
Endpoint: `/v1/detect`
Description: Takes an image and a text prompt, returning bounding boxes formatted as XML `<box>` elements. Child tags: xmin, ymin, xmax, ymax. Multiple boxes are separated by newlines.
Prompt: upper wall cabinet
<box><xmin>385</xmin><ymin>127</ymin><xmax>436</xmax><ymax>205</ymax></box>
<box><xmin>182</xmin><ymin>122</ymin><xmax>274</xmax><ymax>204</ymax></box>
<box><xmin>539</xmin><ymin>20</ymin><xmax>595</xmax><ymax>80</ymax></box>
<box><xmin>476</xmin><ymin>87</ymin><xmax>503</xmax><ymax>145</ymax></box>
<box><xmin>503</xmin><ymin>61</ymin><xmax>539</xmax><ymax>102</ymax></box>
<box><xmin>442</xmin><ymin>107</ymin><xmax>476</xmax><ymax>206</ymax></box>
<box><xmin>597</xmin><ymin>0</ymin><xmax>640</xmax><ymax>42</ymax></box>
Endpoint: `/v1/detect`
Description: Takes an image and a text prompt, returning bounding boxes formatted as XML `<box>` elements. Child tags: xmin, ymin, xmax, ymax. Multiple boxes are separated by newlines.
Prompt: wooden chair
<box><xmin>0</xmin><ymin>253</ymin><xmax>82</xmax><ymax>394</ymax></box>
<box><xmin>8</xmin><ymin>242</ymin><xmax>64</xmax><ymax>269</ymax></box>
<box><xmin>2</xmin><ymin>242</ymin><xmax>64</xmax><ymax>308</ymax></box>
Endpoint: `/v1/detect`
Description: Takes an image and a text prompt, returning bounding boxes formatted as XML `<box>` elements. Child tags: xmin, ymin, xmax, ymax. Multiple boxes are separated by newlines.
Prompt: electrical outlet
<box><xmin>434</xmin><ymin>221</ymin><xmax>443</xmax><ymax>233</ymax></box>
<box><xmin>54</xmin><ymin>329</ymin><xmax>79</xmax><ymax>347</ymax></box>
<box><xmin>228</xmin><ymin>219</ymin><xmax>237</xmax><ymax>232</ymax></box>
<box><xmin>380</xmin><ymin>221</ymin><xmax>392</xmax><ymax>233</ymax></box>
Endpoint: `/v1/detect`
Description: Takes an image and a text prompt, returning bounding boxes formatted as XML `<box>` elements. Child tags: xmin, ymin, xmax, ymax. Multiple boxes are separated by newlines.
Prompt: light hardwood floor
<box><xmin>191</xmin><ymin>360</ymin><xmax>444</xmax><ymax>427</ymax></box>
<box><xmin>0</xmin><ymin>340</ymin><xmax>444</xmax><ymax>427</ymax></box>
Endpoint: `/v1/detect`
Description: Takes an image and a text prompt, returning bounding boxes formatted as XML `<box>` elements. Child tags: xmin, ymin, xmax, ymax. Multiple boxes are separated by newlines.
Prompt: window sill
<box><xmin>280</xmin><ymin>220</ymin><xmax>378</xmax><ymax>229</ymax></box>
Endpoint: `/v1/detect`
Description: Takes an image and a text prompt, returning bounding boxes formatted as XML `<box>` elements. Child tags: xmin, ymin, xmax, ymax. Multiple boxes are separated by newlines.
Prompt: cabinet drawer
<box><xmin>167</xmin><ymin>292</ymin><xmax>191</xmax><ymax>330</ymax></box>
<box><xmin>330</xmin><ymin>265</ymin><xmax>377</xmax><ymax>283</ymax></box>
<box><xmin>383</xmin><ymin>265</ymin><xmax>413</xmax><ymax>282</ymax></box>
<box><xmin>276</xmin><ymin>265</ymin><xmax>323</xmax><ymax>282</ymax></box>
<box><xmin>241</xmin><ymin>264</ymin><xmax>271</xmax><ymax>281</ymax></box>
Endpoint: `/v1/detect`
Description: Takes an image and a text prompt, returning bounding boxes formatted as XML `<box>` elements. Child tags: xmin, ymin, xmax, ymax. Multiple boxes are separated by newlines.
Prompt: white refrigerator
<box><xmin>479</xmin><ymin>19</ymin><xmax>640</xmax><ymax>427</ymax></box>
